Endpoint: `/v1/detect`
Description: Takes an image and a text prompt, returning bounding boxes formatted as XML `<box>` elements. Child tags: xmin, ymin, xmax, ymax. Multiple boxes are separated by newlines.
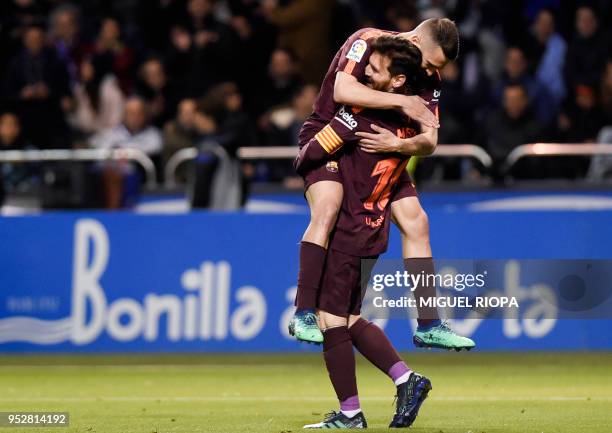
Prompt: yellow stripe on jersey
<box><xmin>317</xmin><ymin>125</ymin><xmax>343</xmax><ymax>154</ymax></box>
<box><xmin>324</xmin><ymin>125</ymin><xmax>342</xmax><ymax>146</ymax></box>
<box><xmin>315</xmin><ymin>130</ymin><xmax>334</xmax><ymax>153</ymax></box>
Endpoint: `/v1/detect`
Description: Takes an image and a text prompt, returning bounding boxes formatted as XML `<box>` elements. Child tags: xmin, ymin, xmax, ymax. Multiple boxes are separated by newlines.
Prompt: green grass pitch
<box><xmin>0</xmin><ymin>352</ymin><xmax>611</xmax><ymax>433</ymax></box>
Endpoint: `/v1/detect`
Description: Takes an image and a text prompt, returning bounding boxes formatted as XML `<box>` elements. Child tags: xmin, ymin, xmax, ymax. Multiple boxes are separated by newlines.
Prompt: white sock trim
<box><xmin>394</xmin><ymin>370</ymin><xmax>412</xmax><ymax>386</ymax></box>
<box><xmin>340</xmin><ymin>408</ymin><xmax>361</xmax><ymax>418</ymax></box>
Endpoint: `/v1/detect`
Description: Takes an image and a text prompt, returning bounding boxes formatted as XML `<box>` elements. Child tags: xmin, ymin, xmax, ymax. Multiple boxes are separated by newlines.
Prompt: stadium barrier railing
<box><xmin>503</xmin><ymin>143</ymin><xmax>612</xmax><ymax>174</ymax></box>
<box><xmin>163</xmin><ymin>144</ymin><xmax>494</xmax><ymax>188</ymax></box>
<box><xmin>0</xmin><ymin>148</ymin><xmax>158</xmax><ymax>189</ymax></box>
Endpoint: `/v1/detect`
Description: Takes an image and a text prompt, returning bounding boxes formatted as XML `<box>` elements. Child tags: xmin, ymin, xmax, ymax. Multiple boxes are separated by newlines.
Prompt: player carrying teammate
<box><xmin>289</xmin><ymin>18</ymin><xmax>475</xmax><ymax>351</ymax></box>
<box><xmin>298</xmin><ymin>37</ymin><xmax>433</xmax><ymax>429</ymax></box>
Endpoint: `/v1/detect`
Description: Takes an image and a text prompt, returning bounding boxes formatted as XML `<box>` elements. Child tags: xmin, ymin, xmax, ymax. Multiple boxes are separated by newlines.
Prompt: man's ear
<box><xmin>408</xmin><ymin>34</ymin><xmax>421</xmax><ymax>45</ymax></box>
<box><xmin>392</xmin><ymin>75</ymin><xmax>406</xmax><ymax>90</ymax></box>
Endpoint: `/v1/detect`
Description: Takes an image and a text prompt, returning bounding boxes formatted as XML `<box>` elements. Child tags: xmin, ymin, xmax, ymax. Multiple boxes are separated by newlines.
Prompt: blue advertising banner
<box><xmin>1</xmin><ymin>207</ymin><xmax>611</xmax><ymax>352</ymax></box>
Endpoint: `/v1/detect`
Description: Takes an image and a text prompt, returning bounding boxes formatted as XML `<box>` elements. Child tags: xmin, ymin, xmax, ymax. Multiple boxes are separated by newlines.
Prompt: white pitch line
<box><xmin>0</xmin><ymin>396</ymin><xmax>610</xmax><ymax>403</ymax></box>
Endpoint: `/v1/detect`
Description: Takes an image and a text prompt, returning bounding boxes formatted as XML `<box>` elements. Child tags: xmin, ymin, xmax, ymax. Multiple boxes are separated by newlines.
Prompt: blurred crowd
<box><xmin>1</xmin><ymin>0</ymin><xmax>612</xmax><ymax>205</ymax></box>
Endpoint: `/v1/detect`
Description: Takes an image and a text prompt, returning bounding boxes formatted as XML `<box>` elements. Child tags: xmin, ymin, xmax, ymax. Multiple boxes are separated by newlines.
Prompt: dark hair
<box><xmin>424</xmin><ymin>18</ymin><xmax>460</xmax><ymax>61</ymax></box>
<box><xmin>371</xmin><ymin>36</ymin><xmax>425</xmax><ymax>94</ymax></box>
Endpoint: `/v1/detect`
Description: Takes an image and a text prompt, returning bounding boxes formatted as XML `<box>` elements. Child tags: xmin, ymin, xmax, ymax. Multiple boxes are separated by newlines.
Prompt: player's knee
<box><xmin>400</xmin><ymin>209</ymin><xmax>429</xmax><ymax>242</ymax></box>
<box><xmin>310</xmin><ymin>200</ymin><xmax>341</xmax><ymax>234</ymax></box>
<box><xmin>411</xmin><ymin>209</ymin><xmax>430</xmax><ymax>240</ymax></box>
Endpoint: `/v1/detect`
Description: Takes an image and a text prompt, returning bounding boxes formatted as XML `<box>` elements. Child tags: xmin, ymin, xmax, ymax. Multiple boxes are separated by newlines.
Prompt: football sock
<box><xmin>404</xmin><ymin>257</ymin><xmax>440</xmax><ymax>327</ymax></box>
<box><xmin>389</xmin><ymin>362</ymin><xmax>412</xmax><ymax>386</ymax></box>
<box><xmin>416</xmin><ymin>318</ymin><xmax>442</xmax><ymax>331</ymax></box>
<box><xmin>323</xmin><ymin>326</ymin><xmax>359</xmax><ymax>411</ymax></box>
<box><xmin>340</xmin><ymin>396</ymin><xmax>361</xmax><ymax>418</ymax></box>
<box><xmin>349</xmin><ymin>318</ymin><xmax>409</xmax><ymax>384</ymax></box>
<box><xmin>295</xmin><ymin>241</ymin><xmax>327</xmax><ymax>310</ymax></box>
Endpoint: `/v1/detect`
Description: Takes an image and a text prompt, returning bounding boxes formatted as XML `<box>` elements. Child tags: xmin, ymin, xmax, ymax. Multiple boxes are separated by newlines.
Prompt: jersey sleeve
<box><xmin>335</xmin><ymin>29</ymin><xmax>375</xmax><ymax>80</ymax></box>
<box><xmin>419</xmin><ymin>71</ymin><xmax>442</xmax><ymax>118</ymax></box>
<box><xmin>294</xmin><ymin>105</ymin><xmax>364</xmax><ymax>174</ymax></box>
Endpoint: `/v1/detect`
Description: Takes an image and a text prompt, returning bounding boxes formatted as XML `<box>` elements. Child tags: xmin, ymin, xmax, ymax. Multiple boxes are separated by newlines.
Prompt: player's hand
<box><xmin>400</xmin><ymin>95</ymin><xmax>439</xmax><ymax>129</ymax></box>
<box><xmin>356</xmin><ymin>124</ymin><xmax>402</xmax><ymax>153</ymax></box>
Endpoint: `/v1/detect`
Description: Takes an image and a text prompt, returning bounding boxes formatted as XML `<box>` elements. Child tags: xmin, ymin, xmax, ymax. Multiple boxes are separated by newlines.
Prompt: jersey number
<box><xmin>364</xmin><ymin>158</ymin><xmax>405</xmax><ymax>211</ymax></box>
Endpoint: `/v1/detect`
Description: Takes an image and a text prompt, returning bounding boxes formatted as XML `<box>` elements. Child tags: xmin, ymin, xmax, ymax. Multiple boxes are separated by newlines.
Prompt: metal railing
<box><xmin>164</xmin><ymin>144</ymin><xmax>494</xmax><ymax>187</ymax></box>
<box><xmin>503</xmin><ymin>143</ymin><xmax>612</xmax><ymax>174</ymax></box>
<box><xmin>0</xmin><ymin>148</ymin><xmax>158</xmax><ymax>188</ymax></box>
<box><xmin>4</xmin><ymin>143</ymin><xmax>608</xmax><ymax>189</ymax></box>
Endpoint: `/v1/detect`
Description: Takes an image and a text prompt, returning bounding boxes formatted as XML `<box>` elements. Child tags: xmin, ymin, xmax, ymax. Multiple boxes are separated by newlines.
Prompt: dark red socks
<box><xmin>323</xmin><ymin>326</ymin><xmax>358</xmax><ymax>404</ymax></box>
<box><xmin>295</xmin><ymin>241</ymin><xmax>327</xmax><ymax>310</ymax></box>
<box><xmin>404</xmin><ymin>257</ymin><xmax>440</xmax><ymax>327</ymax></box>
<box><xmin>348</xmin><ymin>318</ymin><xmax>404</xmax><ymax>377</ymax></box>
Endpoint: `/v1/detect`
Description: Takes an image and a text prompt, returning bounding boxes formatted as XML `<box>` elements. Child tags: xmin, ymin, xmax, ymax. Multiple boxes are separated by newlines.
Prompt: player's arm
<box><xmin>334</xmin><ymin>72</ymin><xmax>439</xmax><ymax>128</ymax></box>
<box><xmin>294</xmin><ymin>123</ymin><xmax>347</xmax><ymax>175</ymax></box>
<box><xmin>356</xmin><ymin>123</ymin><xmax>437</xmax><ymax>156</ymax></box>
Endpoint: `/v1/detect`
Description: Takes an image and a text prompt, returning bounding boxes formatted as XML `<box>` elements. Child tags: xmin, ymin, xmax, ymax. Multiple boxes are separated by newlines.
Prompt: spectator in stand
<box><xmin>198</xmin><ymin>82</ymin><xmax>255</xmax><ymax>157</ymax></box>
<box><xmin>557</xmin><ymin>83</ymin><xmax>604</xmax><ymax>143</ymax></box>
<box><xmin>90</xmin><ymin>96</ymin><xmax>162</xmax><ymax>156</ymax></box>
<box><xmin>564</xmin><ymin>5</ymin><xmax>608</xmax><ymax>91</ymax></box>
<box><xmin>89</xmin><ymin>96</ymin><xmax>162</xmax><ymax>208</ymax></box>
<box><xmin>491</xmin><ymin>46</ymin><xmax>554</xmax><ymax>124</ymax></box>
<box><xmin>253</xmin><ymin>47</ymin><xmax>303</xmax><ymax>117</ymax></box>
<box><xmin>164</xmin><ymin>0</ymin><xmax>239</xmax><ymax>97</ymax></box>
<box><xmin>262</xmin><ymin>84</ymin><xmax>317</xmax><ymax>183</ymax></box>
<box><xmin>0</xmin><ymin>112</ymin><xmax>34</xmax><ymax>194</ymax></box>
<box><xmin>482</xmin><ymin>83</ymin><xmax>544</xmax><ymax>179</ymax></box>
<box><xmin>69</xmin><ymin>55</ymin><xmax>124</xmax><ymax>137</ymax></box>
<box><xmin>49</xmin><ymin>3</ymin><xmax>85</xmax><ymax>87</ymax></box>
<box><xmin>137</xmin><ymin>0</ymin><xmax>184</xmax><ymax>52</ymax></box>
<box><xmin>386</xmin><ymin>2</ymin><xmax>419</xmax><ymax>32</ymax></box>
<box><xmin>264</xmin><ymin>83</ymin><xmax>317</xmax><ymax>147</ymax></box>
<box><xmin>530</xmin><ymin>8</ymin><xmax>567</xmax><ymax>109</ymax></box>
<box><xmin>419</xmin><ymin>61</ymin><xmax>483</xmax><ymax>182</ymax></box>
<box><xmin>3</xmin><ymin>24</ymin><xmax>71</xmax><ymax>148</ymax></box>
<box><xmin>191</xmin><ymin>82</ymin><xmax>255</xmax><ymax>207</ymax></box>
<box><xmin>601</xmin><ymin>60</ymin><xmax>612</xmax><ymax>125</ymax></box>
<box><xmin>93</xmin><ymin>17</ymin><xmax>135</xmax><ymax>94</ymax></box>
<box><xmin>0</xmin><ymin>0</ymin><xmax>48</xmax><ymax>81</ymax></box>
<box><xmin>438</xmin><ymin>61</ymin><xmax>476</xmax><ymax>145</ymax></box>
<box><xmin>135</xmin><ymin>57</ymin><xmax>177</xmax><ymax>128</ymax></box>
<box><xmin>260</xmin><ymin>0</ymin><xmax>333</xmax><ymax>84</ymax></box>
<box><xmin>227</xmin><ymin>0</ymin><xmax>277</xmax><ymax>102</ymax></box>
<box><xmin>162</xmin><ymin>98</ymin><xmax>216</xmax><ymax>180</ymax></box>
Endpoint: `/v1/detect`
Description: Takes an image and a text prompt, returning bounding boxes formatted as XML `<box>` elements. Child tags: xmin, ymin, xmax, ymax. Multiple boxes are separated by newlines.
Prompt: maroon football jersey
<box><xmin>298</xmin><ymin>27</ymin><xmax>442</xmax><ymax>148</ymax></box>
<box><xmin>311</xmin><ymin>105</ymin><xmax>419</xmax><ymax>257</ymax></box>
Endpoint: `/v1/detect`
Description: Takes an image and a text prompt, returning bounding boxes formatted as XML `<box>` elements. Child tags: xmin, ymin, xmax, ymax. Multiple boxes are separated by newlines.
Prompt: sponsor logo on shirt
<box><xmin>326</xmin><ymin>161</ymin><xmax>339</xmax><ymax>173</ymax></box>
<box><xmin>346</xmin><ymin>39</ymin><xmax>367</xmax><ymax>62</ymax></box>
<box><xmin>335</xmin><ymin>106</ymin><xmax>358</xmax><ymax>130</ymax></box>
<box><xmin>365</xmin><ymin>215</ymin><xmax>385</xmax><ymax>228</ymax></box>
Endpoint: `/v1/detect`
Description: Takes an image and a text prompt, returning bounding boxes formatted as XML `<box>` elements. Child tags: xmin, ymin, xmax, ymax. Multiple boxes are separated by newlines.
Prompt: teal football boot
<box><xmin>413</xmin><ymin>320</ymin><xmax>475</xmax><ymax>351</ymax></box>
<box><xmin>288</xmin><ymin>309</ymin><xmax>323</xmax><ymax>344</ymax></box>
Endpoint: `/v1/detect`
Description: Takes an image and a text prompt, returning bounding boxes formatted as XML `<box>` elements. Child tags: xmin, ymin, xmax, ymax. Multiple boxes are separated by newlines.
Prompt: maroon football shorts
<box><xmin>317</xmin><ymin>248</ymin><xmax>379</xmax><ymax>317</ymax></box>
<box><xmin>298</xmin><ymin>127</ymin><xmax>342</xmax><ymax>192</ymax></box>
<box><xmin>391</xmin><ymin>169</ymin><xmax>418</xmax><ymax>202</ymax></box>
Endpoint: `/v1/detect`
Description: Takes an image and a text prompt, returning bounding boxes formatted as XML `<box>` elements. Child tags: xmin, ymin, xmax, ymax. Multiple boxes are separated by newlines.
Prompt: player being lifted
<box><xmin>289</xmin><ymin>18</ymin><xmax>475</xmax><ymax>350</ymax></box>
<box><xmin>297</xmin><ymin>37</ymin><xmax>434</xmax><ymax>429</ymax></box>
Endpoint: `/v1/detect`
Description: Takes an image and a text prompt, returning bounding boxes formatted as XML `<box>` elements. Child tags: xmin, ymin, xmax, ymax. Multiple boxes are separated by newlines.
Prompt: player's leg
<box><xmin>391</xmin><ymin>194</ymin><xmax>475</xmax><ymax>351</ymax></box>
<box><xmin>303</xmin><ymin>310</ymin><xmax>367</xmax><ymax>429</ymax></box>
<box><xmin>348</xmin><ymin>315</ymin><xmax>432</xmax><ymax>428</ymax></box>
<box><xmin>390</xmin><ymin>195</ymin><xmax>437</xmax><ymax>324</ymax></box>
<box><xmin>303</xmin><ymin>180</ymin><xmax>343</xmax><ymax>248</ymax></box>
<box><xmin>304</xmin><ymin>249</ymin><xmax>367</xmax><ymax>428</ymax></box>
<box><xmin>289</xmin><ymin>178</ymin><xmax>343</xmax><ymax>344</ymax></box>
